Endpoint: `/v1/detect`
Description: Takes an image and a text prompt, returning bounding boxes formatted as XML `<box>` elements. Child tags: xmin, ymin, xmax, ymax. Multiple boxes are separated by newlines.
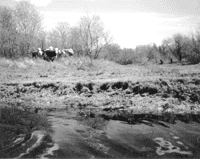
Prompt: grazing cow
<box><xmin>31</xmin><ymin>48</ymin><xmax>43</xmax><ymax>58</ymax></box>
<box><xmin>55</xmin><ymin>48</ymin><xmax>60</xmax><ymax>54</ymax></box>
<box><xmin>62</xmin><ymin>48</ymin><xmax>74</xmax><ymax>56</ymax></box>
<box><xmin>38</xmin><ymin>48</ymin><xmax>43</xmax><ymax>57</ymax></box>
<box><xmin>43</xmin><ymin>47</ymin><xmax>59</xmax><ymax>62</ymax></box>
<box><xmin>57</xmin><ymin>50</ymin><xmax>63</xmax><ymax>59</ymax></box>
<box><xmin>54</xmin><ymin>48</ymin><xmax>63</xmax><ymax>59</ymax></box>
<box><xmin>43</xmin><ymin>50</ymin><xmax>57</xmax><ymax>61</ymax></box>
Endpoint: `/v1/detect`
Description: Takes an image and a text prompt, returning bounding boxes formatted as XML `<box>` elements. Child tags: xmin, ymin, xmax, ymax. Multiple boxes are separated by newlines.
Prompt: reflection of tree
<box><xmin>79</xmin><ymin>109</ymin><xmax>200</xmax><ymax>127</ymax></box>
<box><xmin>0</xmin><ymin>107</ymin><xmax>52</xmax><ymax>134</ymax></box>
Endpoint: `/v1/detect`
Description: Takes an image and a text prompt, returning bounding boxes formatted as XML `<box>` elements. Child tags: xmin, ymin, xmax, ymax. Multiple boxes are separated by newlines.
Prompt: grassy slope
<box><xmin>1</xmin><ymin>57</ymin><xmax>199</xmax><ymax>83</ymax></box>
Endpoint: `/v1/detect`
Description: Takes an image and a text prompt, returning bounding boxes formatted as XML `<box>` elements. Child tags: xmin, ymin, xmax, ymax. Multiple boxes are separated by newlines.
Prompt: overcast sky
<box><xmin>2</xmin><ymin>0</ymin><xmax>200</xmax><ymax>48</ymax></box>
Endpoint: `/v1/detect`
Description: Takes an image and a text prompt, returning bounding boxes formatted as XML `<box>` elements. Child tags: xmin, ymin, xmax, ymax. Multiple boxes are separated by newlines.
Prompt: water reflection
<box><xmin>1</xmin><ymin>106</ymin><xmax>200</xmax><ymax>158</ymax></box>
<box><xmin>153</xmin><ymin>137</ymin><xmax>192</xmax><ymax>156</ymax></box>
<box><xmin>75</xmin><ymin>109</ymin><xmax>200</xmax><ymax>158</ymax></box>
<box><xmin>77</xmin><ymin>111</ymin><xmax>109</xmax><ymax>130</ymax></box>
<box><xmin>0</xmin><ymin>106</ymin><xmax>52</xmax><ymax>158</ymax></box>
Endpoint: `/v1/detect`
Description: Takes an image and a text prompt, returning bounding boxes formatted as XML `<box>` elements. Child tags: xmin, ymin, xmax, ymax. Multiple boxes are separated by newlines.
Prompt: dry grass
<box><xmin>1</xmin><ymin>57</ymin><xmax>200</xmax><ymax>84</ymax></box>
<box><xmin>0</xmin><ymin>57</ymin><xmax>123</xmax><ymax>75</ymax></box>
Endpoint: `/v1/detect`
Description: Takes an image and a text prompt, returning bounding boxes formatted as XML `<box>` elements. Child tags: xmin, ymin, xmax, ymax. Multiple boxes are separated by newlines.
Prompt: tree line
<box><xmin>1</xmin><ymin>0</ymin><xmax>200</xmax><ymax>64</ymax></box>
<box><xmin>104</xmin><ymin>31</ymin><xmax>200</xmax><ymax>65</ymax></box>
<box><xmin>0</xmin><ymin>1</ymin><xmax>42</xmax><ymax>58</ymax></box>
<box><xmin>0</xmin><ymin>1</ymin><xmax>111</xmax><ymax>60</ymax></box>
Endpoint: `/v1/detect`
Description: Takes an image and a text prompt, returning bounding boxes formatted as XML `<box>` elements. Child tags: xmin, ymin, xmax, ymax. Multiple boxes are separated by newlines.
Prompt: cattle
<box><xmin>31</xmin><ymin>46</ymin><xmax>75</xmax><ymax>61</ymax></box>
<box><xmin>36</xmin><ymin>46</ymin><xmax>72</xmax><ymax>62</ymax></box>
<box><xmin>42</xmin><ymin>47</ymin><xmax>60</xmax><ymax>62</ymax></box>
<box><xmin>43</xmin><ymin>50</ymin><xmax>57</xmax><ymax>62</ymax></box>
<box><xmin>55</xmin><ymin>48</ymin><xmax>60</xmax><ymax>54</ymax></box>
<box><xmin>62</xmin><ymin>48</ymin><xmax>74</xmax><ymax>56</ymax></box>
<box><xmin>57</xmin><ymin>50</ymin><xmax>63</xmax><ymax>59</ymax></box>
<box><xmin>54</xmin><ymin>48</ymin><xmax>63</xmax><ymax>59</ymax></box>
<box><xmin>31</xmin><ymin>48</ymin><xmax>43</xmax><ymax>58</ymax></box>
<box><xmin>38</xmin><ymin>48</ymin><xmax>43</xmax><ymax>57</ymax></box>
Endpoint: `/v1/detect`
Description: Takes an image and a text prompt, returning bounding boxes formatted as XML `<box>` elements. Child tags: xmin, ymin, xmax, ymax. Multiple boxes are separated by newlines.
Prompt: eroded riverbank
<box><xmin>1</xmin><ymin>78</ymin><xmax>200</xmax><ymax>114</ymax></box>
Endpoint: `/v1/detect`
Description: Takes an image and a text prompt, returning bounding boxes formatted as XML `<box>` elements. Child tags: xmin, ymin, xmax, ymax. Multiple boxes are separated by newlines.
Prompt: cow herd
<box><xmin>31</xmin><ymin>46</ymin><xmax>74</xmax><ymax>61</ymax></box>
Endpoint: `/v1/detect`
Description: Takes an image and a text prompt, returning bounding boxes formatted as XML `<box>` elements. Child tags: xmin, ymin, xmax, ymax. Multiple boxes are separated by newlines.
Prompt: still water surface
<box><xmin>0</xmin><ymin>108</ymin><xmax>200</xmax><ymax>158</ymax></box>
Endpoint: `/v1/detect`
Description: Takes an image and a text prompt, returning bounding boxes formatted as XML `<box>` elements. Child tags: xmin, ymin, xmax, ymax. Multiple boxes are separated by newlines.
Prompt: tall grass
<box><xmin>0</xmin><ymin>56</ymin><xmax>118</xmax><ymax>72</ymax></box>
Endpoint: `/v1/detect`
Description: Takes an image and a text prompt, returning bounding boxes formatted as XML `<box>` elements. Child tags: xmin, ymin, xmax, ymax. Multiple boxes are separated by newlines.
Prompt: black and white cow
<box><xmin>31</xmin><ymin>48</ymin><xmax>43</xmax><ymax>58</ymax></box>
<box><xmin>55</xmin><ymin>48</ymin><xmax>63</xmax><ymax>59</ymax></box>
<box><xmin>43</xmin><ymin>46</ymin><xmax>60</xmax><ymax>62</ymax></box>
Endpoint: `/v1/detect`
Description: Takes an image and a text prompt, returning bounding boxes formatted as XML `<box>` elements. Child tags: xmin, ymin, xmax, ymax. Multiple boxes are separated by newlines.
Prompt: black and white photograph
<box><xmin>0</xmin><ymin>0</ymin><xmax>200</xmax><ymax>158</ymax></box>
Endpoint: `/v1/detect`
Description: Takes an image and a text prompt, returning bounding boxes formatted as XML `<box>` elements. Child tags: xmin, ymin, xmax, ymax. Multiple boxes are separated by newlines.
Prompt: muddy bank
<box><xmin>0</xmin><ymin>78</ymin><xmax>200</xmax><ymax>114</ymax></box>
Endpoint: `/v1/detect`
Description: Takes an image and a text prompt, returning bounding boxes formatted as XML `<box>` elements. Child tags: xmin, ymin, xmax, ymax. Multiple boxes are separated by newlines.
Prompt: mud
<box><xmin>1</xmin><ymin>78</ymin><xmax>200</xmax><ymax>114</ymax></box>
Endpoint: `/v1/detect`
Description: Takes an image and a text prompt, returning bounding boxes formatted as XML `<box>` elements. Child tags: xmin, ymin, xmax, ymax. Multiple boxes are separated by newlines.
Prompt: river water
<box><xmin>1</xmin><ymin>107</ymin><xmax>200</xmax><ymax>158</ymax></box>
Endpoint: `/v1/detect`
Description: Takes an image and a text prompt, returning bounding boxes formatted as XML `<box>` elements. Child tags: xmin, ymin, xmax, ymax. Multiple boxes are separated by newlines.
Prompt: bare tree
<box><xmin>14</xmin><ymin>1</ymin><xmax>43</xmax><ymax>56</ymax></box>
<box><xmin>189</xmin><ymin>27</ymin><xmax>200</xmax><ymax>63</ymax></box>
<box><xmin>135</xmin><ymin>44</ymin><xmax>159</xmax><ymax>63</ymax></box>
<box><xmin>103</xmin><ymin>43</ymin><xmax>121</xmax><ymax>60</ymax></box>
<box><xmin>158</xmin><ymin>43</ymin><xmax>170</xmax><ymax>61</ymax></box>
<box><xmin>56</xmin><ymin>22</ymin><xmax>70</xmax><ymax>49</ymax></box>
<box><xmin>120</xmin><ymin>48</ymin><xmax>136</xmax><ymax>65</ymax></box>
<box><xmin>68</xmin><ymin>26</ymin><xmax>83</xmax><ymax>56</ymax></box>
<box><xmin>162</xmin><ymin>33</ymin><xmax>189</xmax><ymax>62</ymax></box>
<box><xmin>46</xmin><ymin>22</ymin><xmax>70</xmax><ymax>49</ymax></box>
<box><xmin>37</xmin><ymin>30</ymin><xmax>47</xmax><ymax>50</ymax></box>
<box><xmin>78</xmin><ymin>15</ymin><xmax>112</xmax><ymax>61</ymax></box>
<box><xmin>146</xmin><ymin>43</ymin><xmax>159</xmax><ymax>62</ymax></box>
<box><xmin>173</xmin><ymin>34</ymin><xmax>185</xmax><ymax>62</ymax></box>
<box><xmin>0</xmin><ymin>6</ymin><xmax>18</xmax><ymax>58</ymax></box>
<box><xmin>46</xmin><ymin>30</ymin><xmax>60</xmax><ymax>48</ymax></box>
